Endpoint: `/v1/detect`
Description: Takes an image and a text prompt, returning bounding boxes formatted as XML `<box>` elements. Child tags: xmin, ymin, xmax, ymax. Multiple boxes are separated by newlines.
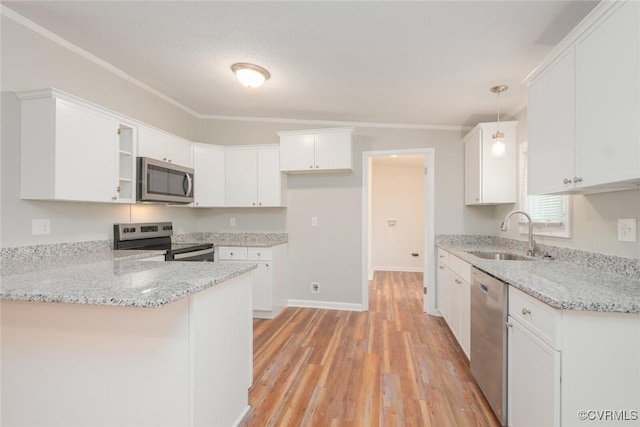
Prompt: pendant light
<box><xmin>490</xmin><ymin>85</ymin><xmax>508</xmax><ymax>158</ymax></box>
<box><xmin>231</xmin><ymin>63</ymin><xmax>271</xmax><ymax>88</ymax></box>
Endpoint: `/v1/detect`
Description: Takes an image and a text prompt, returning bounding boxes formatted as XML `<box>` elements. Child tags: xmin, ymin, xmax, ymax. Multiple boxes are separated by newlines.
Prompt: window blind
<box><xmin>519</xmin><ymin>144</ymin><xmax>565</xmax><ymax>225</ymax></box>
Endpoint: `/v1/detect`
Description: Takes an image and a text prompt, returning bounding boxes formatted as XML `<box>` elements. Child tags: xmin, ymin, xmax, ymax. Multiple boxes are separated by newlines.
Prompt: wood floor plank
<box><xmin>240</xmin><ymin>271</ymin><xmax>500</xmax><ymax>427</ymax></box>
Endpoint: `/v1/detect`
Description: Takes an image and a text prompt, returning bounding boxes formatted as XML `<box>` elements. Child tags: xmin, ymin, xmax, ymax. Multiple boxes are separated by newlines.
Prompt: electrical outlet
<box><xmin>618</xmin><ymin>218</ymin><xmax>637</xmax><ymax>242</ymax></box>
<box><xmin>311</xmin><ymin>217</ymin><xmax>318</xmax><ymax>227</ymax></box>
<box><xmin>230</xmin><ymin>217</ymin><xmax>236</xmax><ymax>227</ymax></box>
<box><xmin>311</xmin><ymin>282</ymin><xmax>320</xmax><ymax>293</ymax></box>
<box><xmin>32</xmin><ymin>219</ymin><xmax>50</xmax><ymax>235</ymax></box>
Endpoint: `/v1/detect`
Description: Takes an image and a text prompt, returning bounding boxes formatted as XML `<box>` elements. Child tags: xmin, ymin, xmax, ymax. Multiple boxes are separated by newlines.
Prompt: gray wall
<box><xmin>1</xmin><ymin>15</ymin><xmax>201</xmax><ymax>247</ymax></box>
<box><xmin>197</xmin><ymin>119</ymin><xmax>495</xmax><ymax>304</ymax></box>
<box><xmin>494</xmin><ymin>108</ymin><xmax>640</xmax><ymax>259</ymax></box>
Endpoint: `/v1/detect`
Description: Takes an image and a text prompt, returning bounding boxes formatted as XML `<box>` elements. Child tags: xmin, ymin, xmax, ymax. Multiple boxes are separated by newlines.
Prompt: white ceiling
<box><xmin>2</xmin><ymin>1</ymin><xmax>598</xmax><ymax>127</ymax></box>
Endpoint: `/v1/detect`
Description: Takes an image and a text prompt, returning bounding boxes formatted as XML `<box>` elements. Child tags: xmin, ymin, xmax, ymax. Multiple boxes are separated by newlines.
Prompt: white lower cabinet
<box><xmin>437</xmin><ymin>248</ymin><xmax>471</xmax><ymax>359</ymax></box>
<box><xmin>217</xmin><ymin>244</ymin><xmax>288</xmax><ymax>319</ymax></box>
<box><xmin>508</xmin><ymin>315</ymin><xmax>560</xmax><ymax>427</ymax></box>
<box><xmin>508</xmin><ymin>286</ymin><xmax>640</xmax><ymax>427</ymax></box>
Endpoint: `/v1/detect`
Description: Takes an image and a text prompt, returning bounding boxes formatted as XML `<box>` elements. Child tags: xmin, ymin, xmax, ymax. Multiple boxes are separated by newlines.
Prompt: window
<box><xmin>518</xmin><ymin>142</ymin><xmax>572</xmax><ymax>238</ymax></box>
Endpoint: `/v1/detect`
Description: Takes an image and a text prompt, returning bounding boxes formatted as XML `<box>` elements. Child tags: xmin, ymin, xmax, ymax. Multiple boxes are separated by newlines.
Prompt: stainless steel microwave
<box><xmin>137</xmin><ymin>157</ymin><xmax>194</xmax><ymax>204</ymax></box>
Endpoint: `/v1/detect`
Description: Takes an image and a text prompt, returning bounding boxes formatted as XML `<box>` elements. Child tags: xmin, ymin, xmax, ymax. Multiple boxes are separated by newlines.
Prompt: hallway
<box><xmin>241</xmin><ymin>271</ymin><xmax>500</xmax><ymax>426</ymax></box>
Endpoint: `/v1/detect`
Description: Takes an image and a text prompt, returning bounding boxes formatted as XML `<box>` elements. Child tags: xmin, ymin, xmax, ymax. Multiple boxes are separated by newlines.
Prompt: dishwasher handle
<box><xmin>480</xmin><ymin>283</ymin><xmax>489</xmax><ymax>294</ymax></box>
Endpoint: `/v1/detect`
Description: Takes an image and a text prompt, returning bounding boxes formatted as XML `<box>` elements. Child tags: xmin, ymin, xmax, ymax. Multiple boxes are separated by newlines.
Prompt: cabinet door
<box><xmin>314</xmin><ymin>131</ymin><xmax>352</xmax><ymax>171</ymax></box>
<box><xmin>450</xmin><ymin>275</ymin><xmax>461</xmax><ymax>342</ymax></box>
<box><xmin>464</xmin><ymin>129</ymin><xmax>482</xmax><ymax>205</ymax></box>
<box><xmin>252</xmin><ymin>263</ymin><xmax>273</xmax><ymax>311</ymax></box>
<box><xmin>279</xmin><ymin>134</ymin><xmax>315</xmax><ymax>172</ymax></box>
<box><xmin>55</xmin><ymin>100</ymin><xmax>117</xmax><ymax>202</ymax></box>
<box><xmin>508</xmin><ymin>316</ymin><xmax>560</xmax><ymax>427</ymax></box>
<box><xmin>527</xmin><ymin>48</ymin><xmax>576</xmax><ymax>195</ymax></box>
<box><xmin>256</xmin><ymin>148</ymin><xmax>282</xmax><ymax>207</ymax></box>
<box><xmin>575</xmin><ymin>1</ymin><xmax>640</xmax><ymax>188</ymax></box>
<box><xmin>166</xmin><ymin>139</ymin><xmax>192</xmax><ymax>168</ymax></box>
<box><xmin>137</xmin><ymin>127</ymin><xmax>168</xmax><ymax>162</ymax></box>
<box><xmin>437</xmin><ymin>263</ymin><xmax>452</xmax><ymax>324</ymax></box>
<box><xmin>225</xmin><ymin>149</ymin><xmax>257</xmax><ymax>207</ymax></box>
<box><xmin>192</xmin><ymin>146</ymin><xmax>225</xmax><ymax>207</ymax></box>
<box><xmin>459</xmin><ymin>280</ymin><xmax>470</xmax><ymax>359</ymax></box>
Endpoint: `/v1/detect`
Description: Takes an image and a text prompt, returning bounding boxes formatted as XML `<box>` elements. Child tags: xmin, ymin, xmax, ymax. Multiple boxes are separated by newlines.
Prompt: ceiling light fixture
<box><xmin>490</xmin><ymin>85</ymin><xmax>508</xmax><ymax>158</ymax></box>
<box><xmin>231</xmin><ymin>63</ymin><xmax>270</xmax><ymax>88</ymax></box>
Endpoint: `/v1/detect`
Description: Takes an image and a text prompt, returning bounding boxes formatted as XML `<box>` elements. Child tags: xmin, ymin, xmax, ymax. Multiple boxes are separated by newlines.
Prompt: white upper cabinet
<box><xmin>138</xmin><ymin>126</ymin><xmax>192</xmax><ymax>168</ymax></box>
<box><xmin>463</xmin><ymin>121</ymin><xmax>517</xmax><ymax>205</ymax></box>
<box><xmin>225</xmin><ymin>146</ymin><xmax>286</xmax><ymax>207</ymax></box>
<box><xmin>526</xmin><ymin>0</ymin><xmax>640</xmax><ymax>195</ymax></box>
<box><xmin>278</xmin><ymin>127</ymin><xmax>353</xmax><ymax>172</ymax></box>
<box><xmin>192</xmin><ymin>144</ymin><xmax>225</xmax><ymax>207</ymax></box>
<box><xmin>527</xmin><ymin>48</ymin><xmax>576</xmax><ymax>195</ymax></box>
<box><xmin>18</xmin><ymin>89</ymin><xmax>136</xmax><ymax>203</ymax></box>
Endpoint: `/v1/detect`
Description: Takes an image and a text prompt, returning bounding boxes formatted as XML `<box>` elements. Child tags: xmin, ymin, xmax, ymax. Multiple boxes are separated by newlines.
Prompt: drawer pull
<box><xmin>506</xmin><ymin>322</ymin><xmax>513</xmax><ymax>328</ymax></box>
<box><xmin>522</xmin><ymin>308</ymin><xmax>531</xmax><ymax>315</ymax></box>
<box><xmin>439</xmin><ymin>266</ymin><xmax>445</xmax><ymax>270</ymax></box>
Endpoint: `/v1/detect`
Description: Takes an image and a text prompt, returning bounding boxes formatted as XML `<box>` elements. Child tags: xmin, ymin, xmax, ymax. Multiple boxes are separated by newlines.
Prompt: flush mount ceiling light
<box><xmin>231</xmin><ymin>63</ymin><xmax>270</xmax><ymax>88</ymax></box>
<box><xmin>490</xmin><ymin>85</ymin><xmax>508</xmax><ymax>158</ymax></box>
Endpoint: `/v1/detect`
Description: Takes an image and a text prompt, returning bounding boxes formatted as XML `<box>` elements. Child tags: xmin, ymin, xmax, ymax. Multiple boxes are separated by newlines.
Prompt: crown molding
<box><xmin>2</xmin><ymin>5</ymin><xmax>471</xmax><ymax>132</ymax></box>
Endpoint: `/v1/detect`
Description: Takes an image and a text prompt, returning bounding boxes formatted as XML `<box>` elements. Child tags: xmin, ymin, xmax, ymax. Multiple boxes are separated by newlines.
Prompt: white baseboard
<box><xmin>232</xmin><ymin>405</ymin><xmax>251</xmax><ymax>427</ymax></box>
<box><xmin>373</xmin><ymin>266</ymin><xmax>424</xmax><ymax>273</ymax></box>
<box><xmin>287</xmin><ymin>299</ymin><xmax>363</xmax><ymax>312</ymax></box>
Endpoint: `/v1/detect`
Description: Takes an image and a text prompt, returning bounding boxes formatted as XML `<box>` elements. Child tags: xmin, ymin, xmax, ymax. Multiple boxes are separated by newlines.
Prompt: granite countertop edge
<box><xmin>1</xmin><ymin>250</ymin><xmax>258</xmax><ymax>308</ymax></box>
<box><xmin>437</xmin><ymin>243</ymin><xmax>640</xmax><ymax>314</ymax></box>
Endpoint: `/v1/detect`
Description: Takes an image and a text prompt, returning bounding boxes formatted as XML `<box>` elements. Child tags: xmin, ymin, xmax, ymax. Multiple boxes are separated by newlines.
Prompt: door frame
<box><xmin>361</xmin><ymin>148</ymin><xmax>436</xmax><ymax>314</ymax></box>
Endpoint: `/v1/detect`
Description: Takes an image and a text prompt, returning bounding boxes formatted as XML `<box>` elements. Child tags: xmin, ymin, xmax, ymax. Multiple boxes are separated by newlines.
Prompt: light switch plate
<box><xmin>311</xmin><ymin>217</ymin><xmax>318</xmax><ymax>227</ymax></box>
<box><xmin>32</xmin><ymin>219</ymin><xmax>50</xmax><ymax>235</ymax></box>
<box><xmin>618</xmin><ymin>218</ymin><xmax>637</xmax><ymax>242</ymax></box>
<box><xmin>229</xmin><ymin>217</ymin><xmax>236</xmax><ymax>227</ymax></box>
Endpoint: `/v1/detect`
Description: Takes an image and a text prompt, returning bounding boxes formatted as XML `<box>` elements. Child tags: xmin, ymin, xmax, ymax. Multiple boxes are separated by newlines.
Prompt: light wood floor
<box><xmin>240</xmin><ymin>271</ymin><xmax>500</xmax><ymax>427</ymax></box>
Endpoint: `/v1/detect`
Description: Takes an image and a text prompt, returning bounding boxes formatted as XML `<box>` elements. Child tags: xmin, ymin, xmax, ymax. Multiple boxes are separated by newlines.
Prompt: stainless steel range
<box><xmin>113</xmin><ymin>222</ymin><xmax>214</xmax><ymax>262</ymax></box>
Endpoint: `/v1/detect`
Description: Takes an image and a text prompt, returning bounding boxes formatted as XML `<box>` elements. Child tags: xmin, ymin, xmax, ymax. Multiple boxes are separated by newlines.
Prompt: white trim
<box><xmin>0</xmin><ymin>5</ymin><xmax>200</xmax><ymax>118</ymax></box>
<box><xmin>204</xmin><ymin>115</ymin><xmax>472</xmax><ymax>131</ymax></box>
<box><xmin>231</xmin><ymin>405</ymin><xmax>251</xmax><ymax>427</ymax></box>
<box><xmin>362</xmin><ymin>148</ymin><xmax>436</xmax><ymax>315</ymax></box>
<box><xmin>523</xmin><ymin>0</ymin><xmax>620</xmax><ymax>84</ymax></box>
<box><xmin>1</xmin><ymin>5</ymin><xmax>474</xmax><ymax>131</ymax></box>
<box><xmin>373</xmin><ymin>267</ymin><xmax>424</xmax><ymax>273</ymax></box>
<box><xmin>287</xmin><ymin>299</ymin><xmax>363</xmax><ymax>312</ymax></box>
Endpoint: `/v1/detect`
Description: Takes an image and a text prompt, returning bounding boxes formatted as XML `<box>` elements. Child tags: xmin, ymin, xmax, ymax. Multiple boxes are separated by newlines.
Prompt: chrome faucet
<box><xmin>500</xmin><ymin>210</ymin><xmax>536</xmax><ymax>256</ymax></box>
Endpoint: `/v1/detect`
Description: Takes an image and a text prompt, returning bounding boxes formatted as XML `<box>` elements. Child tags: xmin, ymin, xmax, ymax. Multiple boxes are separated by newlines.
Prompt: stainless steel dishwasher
<box><xmin>470</xmin><ymin>267</ymin><xmax>508</xmax><ymax>426</ymax></box>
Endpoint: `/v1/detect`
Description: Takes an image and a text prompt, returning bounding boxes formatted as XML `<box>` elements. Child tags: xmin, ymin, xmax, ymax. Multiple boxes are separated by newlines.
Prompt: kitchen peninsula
<box><xmin>1</xmin><ymin>248</ymin><xmax>256</xmax><ymax>427</ymax></box>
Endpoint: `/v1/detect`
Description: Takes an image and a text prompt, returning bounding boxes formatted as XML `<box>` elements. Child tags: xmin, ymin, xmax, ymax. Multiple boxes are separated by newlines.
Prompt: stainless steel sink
<box><xmin>467</xmin><ymin>251</ymin><xmax>533</xmax><ymax>261</ymax></box>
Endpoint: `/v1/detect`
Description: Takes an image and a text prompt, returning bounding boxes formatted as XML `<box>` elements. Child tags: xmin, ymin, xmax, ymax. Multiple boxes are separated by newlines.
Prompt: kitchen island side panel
<box><xmin>1</xmin><ymin>271</ymin><xmax>253</xmax><ymax>427</ymax></box>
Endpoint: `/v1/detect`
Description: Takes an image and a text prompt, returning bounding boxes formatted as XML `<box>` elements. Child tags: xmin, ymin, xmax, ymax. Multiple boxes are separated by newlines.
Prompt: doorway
<box><xmin>361</xmin><ymin>148</ymin><xmax>436</xmax><ymax>314</ymax></box>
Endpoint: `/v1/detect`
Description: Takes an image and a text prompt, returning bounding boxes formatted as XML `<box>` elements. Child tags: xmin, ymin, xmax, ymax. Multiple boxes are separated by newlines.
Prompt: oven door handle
<box><xmin>183</xmin><ymin>173</ymin><xmax>193</xmax><ymax>197</ymax></box>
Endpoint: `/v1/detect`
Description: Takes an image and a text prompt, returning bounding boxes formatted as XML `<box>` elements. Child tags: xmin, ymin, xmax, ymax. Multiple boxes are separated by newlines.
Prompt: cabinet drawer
<box><xmin>437</xmin><ymin>249</ymin><xmax>449</xmax><ymax>266</ymax></box>
<box><xmin>217</xmin><ymin>247</ymin><xmax>248</xmax><ymax>261</ymax></box>
<box><xmin>248</xmin><ymin>248</ymin><xmax>272</xmax><ymax>261</ymax></box>
<box><xmin>509</xmin><ymin>286</ymin><xmax>561</xmax><ymax>349</ymax></box>
<box><xmin>449</xmin><ymin>255</ymin><xmax>471</xmax><ymax>284</ymax></box>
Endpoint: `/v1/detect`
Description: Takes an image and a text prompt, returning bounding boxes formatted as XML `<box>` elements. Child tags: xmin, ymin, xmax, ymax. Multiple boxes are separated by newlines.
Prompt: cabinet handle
<box><xmin>257</xmin><ymin>253</ymin><xmax>261</xmax><ymax>256</ymax></box>
<box><xmin>506</xmin><ymin>322</ymin><xmax>513</xmax><ymax>328</ymax></box>
<box><xmin>163</xmin><ymin>157</ymin><xmax>167</xmax><ymax>161</ymax></box>
<box><xmin>316</xmin><ymin>165</ymin><xmax>319</xmax><ymax>168</ymax></box>
<box><xmin>168</xmin><ymin>159</ymin><xmax>172</xmax><ymax>163</ymax></box>
<box><xmin>265</xmin><ymin>264</ymin><xmax>269</xmax><ymax>268</ymax></box>
<box><xmin>475</xmin><ymin>198</ymin><xmax>479</xmax><ymax>202</ymax></box>
<box><xmin>309</xmin><ymin>165</ymin><xmax>313</xmax><ymax>169</ymax></box>
<box><xmin>573</xmin><ymin>176</ymin><xmax>582</xmax><ymax>183</ymax></box>
<box><xmin>455</xmin><ymin>279</ymin><xmax>462</xmax><ymax>284</ymax></box>
<box><xmin>522</xmin><ymin>308</ymin><xmax>531</xmax><ymax>315</ymax></box>
<box><xmin>111</xmin><ymin>196</ymin><xmax>117</xmax><ymax>201</ymax></box>
<box><xmin>252</xmin><ymin>202</ymin><xmax>256</xmax><ymax>206</ymax></box>
<box><xmin>563</xmin><ymin>178</ymin><xmax>572</xmax><ymax>184</ymax></box>
<box><xmin>195</xmin><ymin>202</ymin><xmax>199</xmax><ymax>206</ymax></box>
<box><xmin>116</xmin><ymin>186</ymin><xmax>121</xmax><ymax>192</ymax></box>
<box><xmin>230</xmin><ymin>252</ymin><xmax>234</xmax><ymax>256</ymax></box>
<box><xmin>438</xmin><ymin>265</ymin><xmax>445</xmax><ymax>270</ymax></box>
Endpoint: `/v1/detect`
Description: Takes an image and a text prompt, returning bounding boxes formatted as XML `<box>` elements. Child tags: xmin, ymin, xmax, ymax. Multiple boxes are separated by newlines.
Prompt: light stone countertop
<box><xmin>438</xmin><ymin>243</ymin><xmax>640</xmax><ymax>314</ymax></box>
<box><xmin>1</xmin><ymin>250</ymin><xmax>257</xmax><ymax>308</ymax></box>
<box><xmin>172</xmin><ymin>232</ymin><xmax>288</xmax><ymax>248</ymax></box>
